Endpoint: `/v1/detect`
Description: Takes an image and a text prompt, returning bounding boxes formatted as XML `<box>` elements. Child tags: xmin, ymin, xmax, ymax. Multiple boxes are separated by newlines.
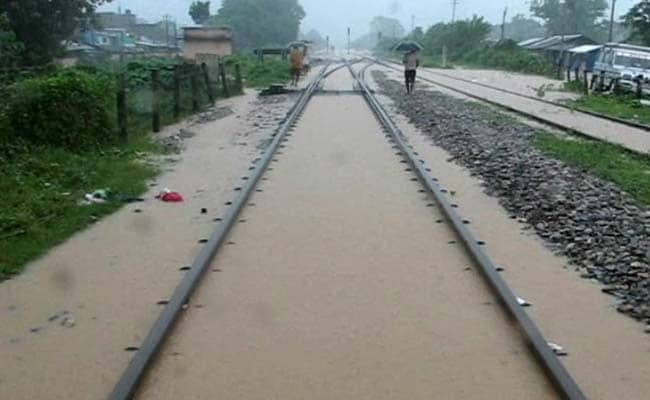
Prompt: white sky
<box><xmin>101</xmin><ymin>0</ymin><xmax>637</xmax><ymax>45</ymax></box>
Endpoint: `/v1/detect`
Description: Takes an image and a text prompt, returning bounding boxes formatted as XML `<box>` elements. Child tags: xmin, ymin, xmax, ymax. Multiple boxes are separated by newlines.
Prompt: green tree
<box><xmin>625</xmin><ymin>0</ymin><xmax>650</xmax><ymax>45</ymax></box>
<box><xmin>370</xmin><ymin>16</ymin><xmax>405</xmax><ymax>38</ymax></box>
<box><xmin>189</xmin><ymin>1</ymin><xmax>211</xmax><ymax>25</ymax></box>
<box><xmin>0</xmin><ymin>0</ymin><xmax>110</xmax><ymax>65</ymax></box>
<box><xmin>211</xmin><ymin>0</ymin><xmax>305</xmax><ymax>49</ymax></box>
<box><xmin>530</xmin><ymin>0</ymin><xmax>608</xmax><ymax>36</ymax></box>
<box><xmin>421</xmin><ymin>16</ymin><xmax>492</xmax><ymax>60</ymax></box>
<box><xmin>0</xmin><ymin>13</ymin><xmax>24</xmax><ymax>69</ymax></box>
<box><xmin>489</xmin><ymin>14</ymin><xmax>545</xmax><ymax>42</ymax></box>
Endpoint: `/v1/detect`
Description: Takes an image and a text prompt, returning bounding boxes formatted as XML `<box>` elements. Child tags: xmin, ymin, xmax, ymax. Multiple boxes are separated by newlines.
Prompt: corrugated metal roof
<box><xmin>527</xmin><ymin>34</ymin><xmax>585</xmax><ymax>50</ymax></box>
<box><xmin>518</xmin><ymin>37</ymin><xmax>544</xmax><ymax>47</ymax></box>
<box><xmin>568</xmin><ymin>44</ymin><xmax>603</xmax><ymax>54</ymax></box>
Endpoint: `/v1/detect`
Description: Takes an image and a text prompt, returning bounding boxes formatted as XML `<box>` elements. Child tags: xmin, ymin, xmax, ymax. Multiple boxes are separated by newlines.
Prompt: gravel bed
<box><xmin>373</xmin><ymin>71</ymin><xmax>650</xmax><ymax>328</ymax></box>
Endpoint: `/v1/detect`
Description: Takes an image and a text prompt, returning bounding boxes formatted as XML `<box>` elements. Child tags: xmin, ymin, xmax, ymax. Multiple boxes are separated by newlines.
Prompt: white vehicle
<box><xmin>593</xmin><ymin>43</ymin><xmax>650</xmax><ymax>90</ymax></box>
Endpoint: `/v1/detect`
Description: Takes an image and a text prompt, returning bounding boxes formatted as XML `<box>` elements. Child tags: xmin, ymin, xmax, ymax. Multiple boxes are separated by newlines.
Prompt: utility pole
<box><xmin>411</xmin><ymin>14</ymin><xmax>416</xmax><ymax>32</ymax></box>
<box><xmin>500</xmin><ymin>7</ymin><xmax>508</xmax><ymax>41</ymax></box>
<box><xmin>347</xmin><ymin>27</ymin><xmax>351</xmax><ymax>55</ymax></box>
<box><xmin>451</xmin><ymin>0</ymin><xmax>459</xmax><ymax>23</ymax></box>
<box><xmin>326</xmin><ymin>35</ymin><xmax>330</xmax><ymax>53</ymax></box>
<box><xmin>609</xmin><ymin>0</ymin><xmax>617</xmax><ymax>42</ymax></box>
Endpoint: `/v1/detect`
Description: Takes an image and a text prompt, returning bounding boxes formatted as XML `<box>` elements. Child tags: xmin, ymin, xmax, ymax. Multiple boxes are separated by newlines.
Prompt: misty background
<box><xmin>102</xmin><ymin>0</ymin><xmax>636</xmax><ymax>45</ymax></box>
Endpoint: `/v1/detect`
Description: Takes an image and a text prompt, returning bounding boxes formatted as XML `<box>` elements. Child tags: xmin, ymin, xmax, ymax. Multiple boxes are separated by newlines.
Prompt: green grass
<box><xmin>0</xmin><ymin>139</ymin><xmax>161</xmax><ymax>280</ymax></box>
<box><xmin>568</xmin><ymin>94</ymin><xmax>650</xmax><ymax>126</ymax></box>
<box><xmin>532</xmin><ymin>132</ymin><xmax>650</xmax><ymax>205</ymax></box>
<box><xmin>224</xmin><ymin>54</ymin><xmax>291</xmax><ymax>88</ymax></box>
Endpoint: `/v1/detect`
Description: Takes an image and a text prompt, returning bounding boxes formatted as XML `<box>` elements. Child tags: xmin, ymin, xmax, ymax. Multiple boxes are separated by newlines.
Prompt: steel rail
<box><xmin>372</xmin><ymin>58</ymin><xmax>647</xmax><ymax>155</ymax></box>
<box><xmin>380</xmin><ymin>58</ymin><xmax>650</xmax><ymax>132</ymax></box>
<box><xmin>106</xmin><ymin>62</ymin><xmax>332</xmax><ymax>400</ymax></box>
<box><xmin>347</xmin><ymin>62</ymin><xmax>587</xmax><ymax>400</ymax></box>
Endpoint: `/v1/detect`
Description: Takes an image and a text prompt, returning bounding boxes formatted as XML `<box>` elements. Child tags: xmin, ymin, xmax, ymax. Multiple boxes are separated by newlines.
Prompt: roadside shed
<box><xmin>182</xmin><ymin>27</ymin><xmax>232</xmax><ymax>61</ymax></box>
<box><xmin>522</xmin><ymin>34</ymin><xmax>597</xmax><ymax>64</ymax></box>
<box><xmin>566</xmin><ymin>44</ymin><xmax>603</xmax><ymax>72</ymax></box>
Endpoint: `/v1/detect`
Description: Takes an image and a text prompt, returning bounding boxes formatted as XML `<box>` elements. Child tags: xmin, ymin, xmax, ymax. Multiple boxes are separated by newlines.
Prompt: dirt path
<box><xmin>366</xmin><ymin>64</ymin><xmax>650</xmax><ymax>400</ymax></box>
<box><xmin>0</xmin><ymin>91</ymin><xmax>295</xmax><ymax>400</ymax></box>
<box><xmin>412</xmin><ymin>66</ymin><xmax>650</xmax><ymax>154</ymax></box>
<box><xmin>422</xmin><ymin>67</ymin><xmax>575</xmax><ymax>102</ymax></box>
<box><xmin>135</xmin><ymin>88</ymin><xmax>557</xmax><ymax>399</ymax></box>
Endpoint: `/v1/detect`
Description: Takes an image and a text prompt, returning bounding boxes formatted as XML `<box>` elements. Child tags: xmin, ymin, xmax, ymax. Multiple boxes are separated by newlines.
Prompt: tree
<box><xmin>421</xmin><ymin>16</ymin><xmax>492</xmax><ymax>60</ymax></box>
<box><xmin>530</xmin><ymin>0</ymin><xmax>608</xmax><ymax>36</ymax></box>
<box><xmin>625</xmin><ymin>1</ymin><xmax>650</xmax><ymax>45</ymax></box>
<box><xmin>0</xmin><ymin>13</ymin><xmax>24</xmax><ymax>69</ymax></box>
<box><xmin>300</xmin><ymin>29</ymin><xmax>327</xmax><ymax>49</ymax></box>
<box><xmin>370</xmin><ymin>16</ymin><xmax>405</xmax><ymax>38</ymax></box>
<box><xmin>211</xmin><ymin>0</ymin><xmax>305</xmax><ymax>49</ymax></box>
<box><xmin>489</xmin><ymin>14</ymin><xmax>545</xmax><ymax>42</ymax></box>
<box><xmin>0</xmin><ymin>0</ymin><xmax>110</xmax><ymax>65</ymax></box>
<box><xmin>189</xmin><ymin>1</ymin><xmax>211</xmax><ymax>25</ymax></box>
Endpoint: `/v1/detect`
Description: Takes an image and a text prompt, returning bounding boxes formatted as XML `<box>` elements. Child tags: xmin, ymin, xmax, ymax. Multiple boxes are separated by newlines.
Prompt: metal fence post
<box><xmin>173</xmin><ymin>65</ymin><xmax>181</xmax><ymax>119</ymax></box>
<box><xmin>235</xmin><ymin>63</ymin><xmax>243</xmax><ymax>93</ymax></box>
<box><xmin>191</xmin><ymin>67</ymin><xmax>199</xmax><ymax>112</ymax></box>
<box><xmin>201</xmin><ymin>63</ymin><xmax>215</xmax><ymax>104</ymax></box>
<box><xmin>151</xmin><ymin>69</ymin><xmax>161</xmax><ymax>133</ymax></box>
<box><xmin>117</xmin><ymin>72</ymin><xmax>128</xmax><ymax>142</ymax></box>
<box><xmin>219</xmin><ymin>62</ymin><xmax>230</xmax><ymax>97</ymax></box>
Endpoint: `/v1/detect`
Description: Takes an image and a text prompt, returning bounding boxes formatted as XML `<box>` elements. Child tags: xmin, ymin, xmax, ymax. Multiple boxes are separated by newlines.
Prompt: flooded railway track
<box><xmin>107</xmin><ymin>61</ymin><xmax>585</xmax><ymax>400</ymax></box>
<box><xmin>375</xmin><ymin>58</ymin><xmax>650</xmax><ymax>155</ymax></box>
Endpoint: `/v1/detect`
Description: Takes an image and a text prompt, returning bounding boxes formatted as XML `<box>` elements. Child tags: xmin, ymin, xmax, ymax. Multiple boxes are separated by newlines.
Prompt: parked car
<box><xmin>593</xmin><ymin>43</ymin><xmax>650</xmax><ymax>91</ymax></box>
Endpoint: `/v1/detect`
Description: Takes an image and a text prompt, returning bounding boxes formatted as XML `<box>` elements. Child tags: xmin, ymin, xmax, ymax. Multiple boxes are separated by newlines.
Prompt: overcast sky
<box><xmin>101</xmin><ymin>0</ymin><xmax>637</xmax><ymax>45</ymax></box>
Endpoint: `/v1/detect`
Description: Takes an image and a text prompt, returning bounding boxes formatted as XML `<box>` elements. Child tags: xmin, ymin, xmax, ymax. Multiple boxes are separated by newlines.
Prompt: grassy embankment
<box><xmin>474</xmin><ymin>103</ymin><xmax>650</xmax><ymax>206</ymax></box>
<box><xmin>562</xmin><ymin>81</ymin><xmax>650</xmax><ymax>126</ymax></box>
<box><xmin>533</xmin><ymin>133</ymin><xmax>650</xmax><ymax>206</ymax></box>
<box><xmin>0</xmin><ymin>55</ymin><xmax>289</xmax><ymax>280</ymax></box>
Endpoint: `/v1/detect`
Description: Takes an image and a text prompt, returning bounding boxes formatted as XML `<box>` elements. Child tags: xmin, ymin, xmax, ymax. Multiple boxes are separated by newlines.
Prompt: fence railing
<box><xmin>115</xmin><ymin>61</ymin><xmax>243</xmax><ymax>141</ymax></box>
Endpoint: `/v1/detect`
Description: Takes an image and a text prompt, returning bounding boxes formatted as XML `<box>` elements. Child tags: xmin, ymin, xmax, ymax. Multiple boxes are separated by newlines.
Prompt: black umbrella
<box><xmin>393</xmin><ymin>40</ymin><xmax>424</xmax><ymax>52</ymax></box>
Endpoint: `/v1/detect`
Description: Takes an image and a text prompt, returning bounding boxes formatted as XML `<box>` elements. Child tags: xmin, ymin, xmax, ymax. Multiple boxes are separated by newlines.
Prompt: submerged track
<box><xmin>107</xmin><ymin>61</ymin><xmax>586</xmax><ymax>400</ymax></box>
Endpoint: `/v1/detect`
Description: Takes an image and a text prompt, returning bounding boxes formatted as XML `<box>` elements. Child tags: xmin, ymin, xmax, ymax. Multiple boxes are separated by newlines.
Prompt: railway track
<box><xmin>107</xmin><ymin>61</ymin><xmax>585</xmax><ymax>400</ymax></box>
<box><xmin>374</xmin><ymin>58</ymin><xmax>650</xmax><ymax>155</ymax></box>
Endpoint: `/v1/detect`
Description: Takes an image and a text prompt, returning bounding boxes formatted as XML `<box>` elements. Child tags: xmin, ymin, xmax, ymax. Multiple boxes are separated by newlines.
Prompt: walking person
<box><xmin>403</xmin><ymin>49</ymin><xmax>420</xmax><ymax>94</ymax></box>
<box><xmin>289</xmin><ymin>46</ymin><xmax>304</xmax><ymax>86</ymax></box>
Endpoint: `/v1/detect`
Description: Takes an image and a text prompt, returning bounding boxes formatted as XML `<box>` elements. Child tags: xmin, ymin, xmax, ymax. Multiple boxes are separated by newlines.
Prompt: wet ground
<box><xmin>135</xmin><ymin>73</ymin><xmax>557</xmax><ymax>400</ymax></box>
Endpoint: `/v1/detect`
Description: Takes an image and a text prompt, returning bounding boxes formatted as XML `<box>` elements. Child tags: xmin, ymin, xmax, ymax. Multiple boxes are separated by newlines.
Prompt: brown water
<box><xmin>136</xmin><ymin>92</ymin><xmax>557</xmax><ymax>400</ymax></box>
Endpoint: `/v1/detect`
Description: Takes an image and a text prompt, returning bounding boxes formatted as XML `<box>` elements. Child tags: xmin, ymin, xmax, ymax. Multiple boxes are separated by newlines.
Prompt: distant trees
<box><xmin>189</xmin><ymin>1</ymin><xmax>211</xmax><ymax>25</ymax></box>
<box><xmin>300</xmin><ymin>29</ymin><xmax>327</xmax><ymax>49</ymax></box>
<box><xmin>489</xmin><ymin>14</ymin><xmax>545</xmax><ymax>42</ymax></box>
<box><xmin>0</xmin><ymin>0</ymin><xmax>109</xmax><ymax>65</ymax></box>
<box><xmin>370</xmin><ymin>16</ymin><xmax>405</xmax><ymax>39</ymax></box>
<box><xmin>0</xmin><ymin>13</ymin><xmax>24</xmax><ymax>69</ymax></box>
<box><xmin>421</xmin><ymin>16</ymin><xmax>492</xmax><ymax>59</ymax></box>
<box><xmin>624</xmin><ymin>1</ymin><xmax>650</xmax><ymax>45</ymax></box>
<box><xmin>530</xmin><ymin>0</ymin><xmax>608</xmax><ymax>36</ymax></box>
<box><xmin>210</xmin><ymin>0</ymin><xmax>305</xmax><ymax>49</ymax></box>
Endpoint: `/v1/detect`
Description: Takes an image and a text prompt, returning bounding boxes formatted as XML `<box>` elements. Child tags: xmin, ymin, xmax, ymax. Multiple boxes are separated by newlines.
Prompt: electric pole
<box><xmin>347</xmin><ymin>27</ymin><xmax>351</xmax><ymax>55</ymax></box>
<box><xmin>500</xmin><ymin>7</ymin><xmax>508</xmax><ymax>41</ymax></box>
<box><xmin>609</xmin><ymin>0</ymin><xmax>616</xmax><ymax>42</ymax></box>
<box><xmin>326</xmin><ymin>35</ymin><xmax>330</xmax><ymax>53</ymax></box>
<box><xmin>451</xmin><ymin>0</ymin><xmax>459</xmax><ymax>23</ymax></box>
<box><xmin>411</xmin><ymin>14</ymin><xmax>416</xmax><ymax>32</ymax></box>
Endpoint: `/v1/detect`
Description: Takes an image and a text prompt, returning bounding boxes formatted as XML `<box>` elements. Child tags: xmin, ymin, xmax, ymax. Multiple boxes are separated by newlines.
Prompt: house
<box><xmin>182</xmin><ymin>27</ymin><xmax>233</xmax><ymax>61</ymax></box>
<box><xmin>80</xmin><ymin>29</ymin><xmax>137</xmax><ymax>53</ymax></box>
<box><xmin>520</xmin><ymin>34</ymin><xmax>597</xmax><ymax>64</ymax></box>
<box><xmin>96</xmin><ymin>10</ymin><xmax>136</xmax><ymax>30</ymax></box>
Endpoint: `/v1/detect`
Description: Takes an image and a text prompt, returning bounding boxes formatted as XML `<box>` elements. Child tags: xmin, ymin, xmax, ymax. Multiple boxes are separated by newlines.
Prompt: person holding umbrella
<box><xmin>403</xmin><ymin>49</ymin><xmax>420</xmax><ymax>94</ymax></box>
<box><xmin>395</xmin><ymin>41</ymin><xmax>423</xmax><ymax>94</ymax></box>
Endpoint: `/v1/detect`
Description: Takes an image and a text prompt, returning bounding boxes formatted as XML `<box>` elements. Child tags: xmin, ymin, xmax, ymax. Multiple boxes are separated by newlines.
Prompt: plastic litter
<box><xmin>157</xmin><ymin>188</ymin><xmax>184</xmax><ymax>203</ymax></box>
<box><xmin>80</xmin><ymin>188</ymin><xmax>112</xmax><ymax>205</ymax></box>
<box><xmin>517</xmin><ymin>297</ymin><xmax>532</xmax><ymax>307</ymax></box>
<box><xmin>548</xmin><ymin>342</ymin><xmax>568</xmax><ymax>356</ymax></box>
